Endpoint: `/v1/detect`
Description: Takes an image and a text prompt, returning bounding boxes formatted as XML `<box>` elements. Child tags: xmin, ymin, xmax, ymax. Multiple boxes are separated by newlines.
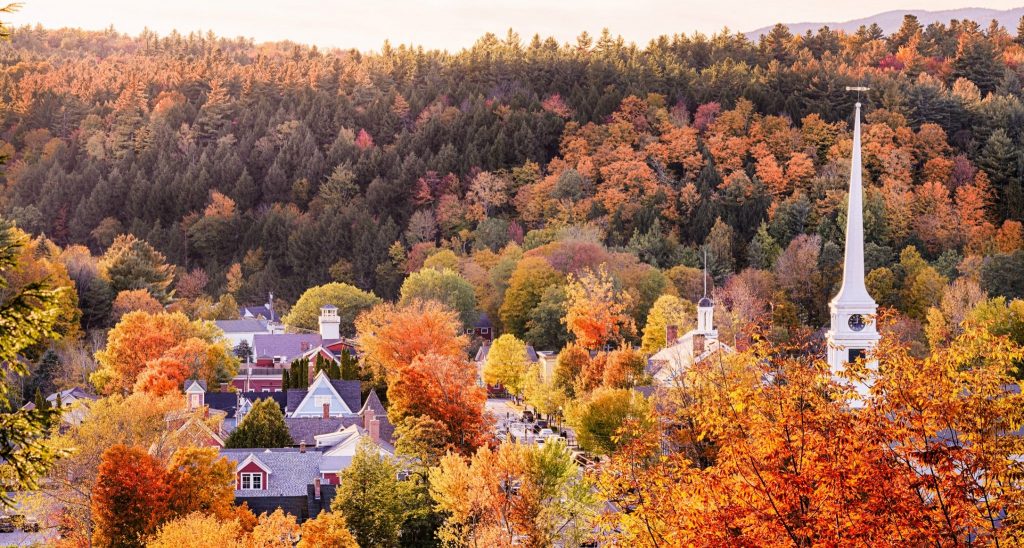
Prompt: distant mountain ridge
<box><xmin>745</xmin><ymin>6</ymin><xmax>1024</xmax><ymax>40</ymax></box>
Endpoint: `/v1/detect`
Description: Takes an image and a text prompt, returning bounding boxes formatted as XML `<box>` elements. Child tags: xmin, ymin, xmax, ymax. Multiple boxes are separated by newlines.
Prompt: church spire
<box><xmin>832</xmin><ymin>101</ymin><xmax>874</xmax><ymax>307</ymax></box>
<box><xmin>697</xmin><ymin>249</ymin><xmax>715</xmax><ymax>335</ymax></box>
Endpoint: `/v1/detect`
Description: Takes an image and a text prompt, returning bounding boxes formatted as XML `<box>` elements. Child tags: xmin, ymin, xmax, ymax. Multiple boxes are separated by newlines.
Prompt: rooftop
<box><xmin>220</xmin><ymin>449</ymin><xmax>322</xmax><ymax>497</ymax></box>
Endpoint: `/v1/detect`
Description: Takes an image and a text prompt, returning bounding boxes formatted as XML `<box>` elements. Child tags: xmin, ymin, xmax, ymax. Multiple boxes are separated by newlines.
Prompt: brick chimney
<box><xmin>314</xmin><ymin>478</ymin><xmax>321</xmax><ymax>500</ymax></box>
<box><xmin>300</xmin><ymin>440</ymin><xmax>307</xmax><ymax>453</ymax></box>
<box><xmin>322</xmin><ymin>402</ymin><xmax>330</xmax><ymax>419</ymax></box>
<box><xmin>692</xmin><ymin>333</ymin><xmax>706</xmax><ymax>356</ymax></box>
<box><xmin>368</xmin><ymin>417</ymin><xmax>381</xmax><ymax>442</ymax></box>
<box><xmin>665</xmin><ymin>324</ymin><xmax>678</xmax><ymax>345</ymax></box>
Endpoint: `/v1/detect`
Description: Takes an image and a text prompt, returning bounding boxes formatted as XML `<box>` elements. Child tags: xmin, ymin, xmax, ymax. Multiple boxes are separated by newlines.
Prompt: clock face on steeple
<box><xmin>848</xmin><ymin>314</ymin><xmax>866</xmax><ymax>331</ymax></box>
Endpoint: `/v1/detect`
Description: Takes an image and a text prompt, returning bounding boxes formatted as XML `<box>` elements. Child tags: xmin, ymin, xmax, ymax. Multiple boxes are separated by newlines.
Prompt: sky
<box><xmin>12</xmin><ymin>0</ymin><xmax>1024</xmax><ymax>52</ymax></box>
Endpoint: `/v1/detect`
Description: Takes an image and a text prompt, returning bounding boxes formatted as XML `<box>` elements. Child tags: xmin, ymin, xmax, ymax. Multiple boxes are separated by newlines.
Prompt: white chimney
<box><xmin>318</xmin><ymin>304</ymin><xmax>340</xmax><ymax>340</ymax></box>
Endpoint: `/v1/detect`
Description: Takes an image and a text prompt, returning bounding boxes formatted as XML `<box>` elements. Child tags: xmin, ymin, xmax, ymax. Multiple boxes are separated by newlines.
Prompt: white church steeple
<box><xmin>827</xmin><ymin>99</ymin><xmax>879</xmax><ymax>382</ymax></box>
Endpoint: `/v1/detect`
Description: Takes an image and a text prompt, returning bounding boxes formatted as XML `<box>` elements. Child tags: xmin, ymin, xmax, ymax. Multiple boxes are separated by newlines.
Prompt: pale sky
<box><xmin>11</xmin><ymin>0</ymin><xmax>1024</xmax><ymax>52</ymax></box>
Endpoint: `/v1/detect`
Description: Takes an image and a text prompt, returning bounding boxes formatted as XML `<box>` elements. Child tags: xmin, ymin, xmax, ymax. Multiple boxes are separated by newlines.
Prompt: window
<box><xmin>481</xmin><ymin>328</ymin><xmax>490</xmax><ymax>334</ymax></box>
<box><xmin>314</xmin><ymin>395</ymin><xmax>331</xmax><ymax>410</ymax></box>
<box><xmin>848</xmin><ymin>348</ymin><xmax>866</xmax><ymax>362</ymax></box>
<box><xmin>261</xmin><ymin>388</ymin><xmax>270</xmax><ymax>393</ymax></box>
<box><xmin>240</xmin><ymin>472</ymin><xmax>263</xmax><ymax>490</ymax></box>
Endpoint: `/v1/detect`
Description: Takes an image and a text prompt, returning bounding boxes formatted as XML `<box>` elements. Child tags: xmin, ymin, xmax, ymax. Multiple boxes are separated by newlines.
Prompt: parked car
<box><xmin>537</xmin><ymin>428</ymin><xmax>554</xmax><ymax>440</ymax></box>
<box><xmin>536</xmin><ymin>419</ymin><xmax>548</xmax><ymax>429</ymax></box>
<box><xmin>0</xmin><ymin>516</ymin><xmax>14</xmax><ymax>534</ymax></box>
<box><xmin>522</xmin><ymin>410</ymin><xmax>534</xmax><ymax>423</ymax></box>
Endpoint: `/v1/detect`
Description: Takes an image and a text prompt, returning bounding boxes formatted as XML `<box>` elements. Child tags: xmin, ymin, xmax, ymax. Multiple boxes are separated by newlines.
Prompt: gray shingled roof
<box><xmin>215</xmin><ymin>319</ymin><xmax>272</xmax><ymax>334</ymax></box>
<box><xmin>285</xmin><ymin>381</ymin><xmax>361</xmax><ymax>414</ymax></box>
<box><xmin>244</xmin><ymin>391</ymin><xmax>287</xmax><ymax>413</ymax></box>
<box><xmin>240</xmin><ymin>305</ymin><xmax>280</xmax><ymax>322</ymax></box>
<box><xmin>359</xmin><ymin>390</ymin><xmax>386</xmax><ymax>417</ymax></box>
<box><xmin>206</xmin><ymin>392</ymin><xmax>239</xmax><ymax>418</ymax></box>
<box><xmin>253</xmin><ymin>333</ymin><xmax>322</xmax><ymax>361</ymax></box>
<box><xmin>285</xmin><ymin>417</ymin><xmax>361</xmax><ymax>445</ymax></box>
<box><xmin>358</xmin><ymin>390</ymin><xmax>395</xmax><ymax>444</ymax></box>
<box><xmin>331</xmin><ymin>380</ymin><xmax>362</xmax><ymax>412</ymax></box>
<box><xmin>220</xmin><ymin>449</ymin><xmax>321</xmax><ymax>497</ymax></box>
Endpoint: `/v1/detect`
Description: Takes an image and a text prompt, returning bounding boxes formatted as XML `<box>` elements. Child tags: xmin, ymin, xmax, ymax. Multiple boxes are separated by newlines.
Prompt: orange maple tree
<box><xmin>563</xmin><ymin>265</ymin><xmax>634</xmax><ymax>350</ymax></box>
<box><xmin>598</xmin><ymin>317</ymin><xmax>1024</xmax><ymax>545</ymax></box>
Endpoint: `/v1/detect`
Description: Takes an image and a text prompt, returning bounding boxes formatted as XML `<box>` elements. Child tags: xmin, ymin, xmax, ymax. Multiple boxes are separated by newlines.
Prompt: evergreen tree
<box><xmin>98</xmin><ymin>234</ymin><xmax>176</xmax><ymax>303</ymax></box>
<box><xmin>225</xmin><ymin>398</ymin><xmax>294</xmax><ymax>448</ymax></box>
<box><xmin>339</xmin><ymin>350</ymin><xmax>359</xmax><ymax>380</ymax></box>
<box><xmin>233</xmin><ymin>340</ymin><xmax>253</xmax><ymax>364</ymax></box>
<box><xmin>33</xmin><ymin>388</ymin><xmax>47</xmax><ymax>411</ymax></box>
<box><xmin>281</xmin><ymin>369</ymin><xmax>290</xmax><ymax>391</ymax></box>
<box><xmin>747</xmin><ymin>222</ymin><xmax>782</xmax><ymax>270</ymax></box>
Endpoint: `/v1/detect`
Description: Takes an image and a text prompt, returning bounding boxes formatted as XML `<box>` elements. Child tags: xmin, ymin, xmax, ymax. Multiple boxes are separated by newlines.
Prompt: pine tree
<box><xmin>747</xmin><ymin>222</ymin><xmax>782</xmax><ymax>270</ymax></box>
<box><xmin>339</xmin><ymin>350</ymin><xmax>359</xmax><ymax>380</ymax></box>
<box><xmin>33</xmin><ymin>388</ymin><xmax>47</xmax><ymax>411</ymax></box>
<box><xmin>281</xmin><ymin>369</ymin><xmax>290</xmax><ymax>390</ymax></box>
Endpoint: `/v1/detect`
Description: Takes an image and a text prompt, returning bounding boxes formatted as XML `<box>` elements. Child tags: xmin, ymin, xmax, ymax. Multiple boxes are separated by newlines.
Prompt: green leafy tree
<box><xmin>399</xmin><ymin>268</ymin><xmax>478</xmax><ymax>328</ymax></box>
<box><xmin>982</xmin><ymin>251</ymin><xmax>1024</xmax><ymax>300</ymax></box>
<box><xmin>500</xmin><ymin>256</ymin><xmax>563</xmax><ymax>337</ymax></box>
<box><xmin>333</xmin><ymin>440</ymin><xmax>412</xmax><ymax>548</ymax></box>
<box><xmin>98</xmin><ymin>234</ymin><xmax>176</xmax><ymax>303</ymax></box>
<box><xmin>225</xmin><ymin>398</ymin><xmax>293</xmax><ymax>448</ymax></box>
<box><xmin>283</xmin><ymin>282</ymin><xmax>380</xmax><ymax>335</ymax></box>
<box><xmin>522</xmin><ymin>363</ymin><xmax>566</xmax><ymax>419</ymax></box>
<box><xmin>0</xmin><ymin>219</ymin><xmax>64</xmax><ymax>506</ymax></box>
<box><xmin>566</xmin><ymin>387</ymin><xmax>653</xmax><ymax>455</ymax></box>
<box><xmin>524</xmin><ymin>284</ymin><xmax>570</xmax><ymax>350</ymax></box>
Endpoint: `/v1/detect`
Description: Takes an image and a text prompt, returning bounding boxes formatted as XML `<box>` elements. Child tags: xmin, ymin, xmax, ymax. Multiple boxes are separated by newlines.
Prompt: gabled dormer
<box><xmin>289</xmin><ymin>370</ymin><xmax>355</xmax><ymax>418</ymax></box>
<box><xmin>184</xmin><ymin>379</ymin><xmax>206</xmax><ymax>411</ymax></box>
<box><xmin>236</xmin><ymin>454</ymin><xmax>271</xmax><ymax>491</ymax></box>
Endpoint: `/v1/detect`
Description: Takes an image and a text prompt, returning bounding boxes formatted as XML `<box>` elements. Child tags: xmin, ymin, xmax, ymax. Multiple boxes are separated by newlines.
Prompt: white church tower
<box><xmin>827</xmin><ymin>100</ymin><xmax>880</xmax><ymax>379</ymax></box>
<box><xmin>696</xmin><ymin>251</ymin><xmax>717</xmax><ymax>340</ymax></box>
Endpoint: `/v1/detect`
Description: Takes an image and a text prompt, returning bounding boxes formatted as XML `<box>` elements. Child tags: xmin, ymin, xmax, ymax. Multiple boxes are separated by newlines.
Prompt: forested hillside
<box><xmin>1</xmin><ymin>15</ymin><xmax>1023</xmax><ymax>330</ymax></box>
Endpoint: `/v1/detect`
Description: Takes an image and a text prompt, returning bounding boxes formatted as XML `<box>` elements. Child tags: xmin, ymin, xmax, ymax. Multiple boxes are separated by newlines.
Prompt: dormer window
<box><xmin>240</xmin><ymin>472</ymin><xmax>263</xmax><ymax>490</ymax></box>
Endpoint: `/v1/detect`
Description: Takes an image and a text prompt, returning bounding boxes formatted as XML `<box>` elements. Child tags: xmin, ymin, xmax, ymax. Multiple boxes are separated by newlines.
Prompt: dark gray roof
<box><xmin>216</xmin><ymin>319</ymin><xmax>272</xmax><ymax>334</ymax></box>
<box><xmin>220</xmin><ymin>449</ymin><xmax>321</xmax><ymax>497</ymax></box>
<box><xmin>331</xmin><ymin>380</ymin><xmax>362</xmax><ymax>412</ymax></box>
<box><xmin>240</xmin><ymin>305</ymin><xmax>280</xmax><ymax>322</ymax></box>
<box><xmin>359</xmin><ymin>390</ymin><xmax>386</xmax><ymax>417</ymax></box>
<box><xmin>253</xmin><ymin>333</ymin><xmax>322</xmax><ymax>361</ymax></box>
<box><xmin>358</xmin><ymin>390</ymin><xmax>395</xmax><ymax>444</ymax></box>
<box><xmin>285</xmin><ymin>380</ymin><xmax>362</xmax><ymax>414</ymax></box>
<box><xmin>47</xmin><ymin>387</ymin><xmax>96</xmax><ymax>402</ymax></box>
<box><xmin>285</xmin><ymin>417</ymin><xmax>361</xmax><ymax>445</ymax></box>
<box><xmin>475</xmin><ymin>312</ymin><xmax>493</xmax><ymax>329</ymax></box>
<box><xmin>206</xmin><ymin>392</ymin><xmax>239</xmax><ymax>418</ymax></box>
<box><xmin>698</xmin><ymin>297</ymin><xmax>713</xmax><ymax>307</ymax></box>
<box><xmin>184</xmin><ymin>379</ymin><xmax>207</xmax><ymax>391</ymax></box>
<box><xmin>244</xmin><ymin>391</ymin><xmax>287</xmax><ymax>413</ymax></box>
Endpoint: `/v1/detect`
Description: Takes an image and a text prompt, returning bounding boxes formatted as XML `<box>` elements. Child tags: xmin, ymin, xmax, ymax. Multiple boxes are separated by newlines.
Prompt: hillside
<box><xmin>0</xmin><ymin>17</ymin><xmax>1022</xmax><ymax>339</ymax></box>
<box><xmin>746</xmin><ymin>6</ymin><xmax>1024</xmax><ymax>39</ymax></box>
